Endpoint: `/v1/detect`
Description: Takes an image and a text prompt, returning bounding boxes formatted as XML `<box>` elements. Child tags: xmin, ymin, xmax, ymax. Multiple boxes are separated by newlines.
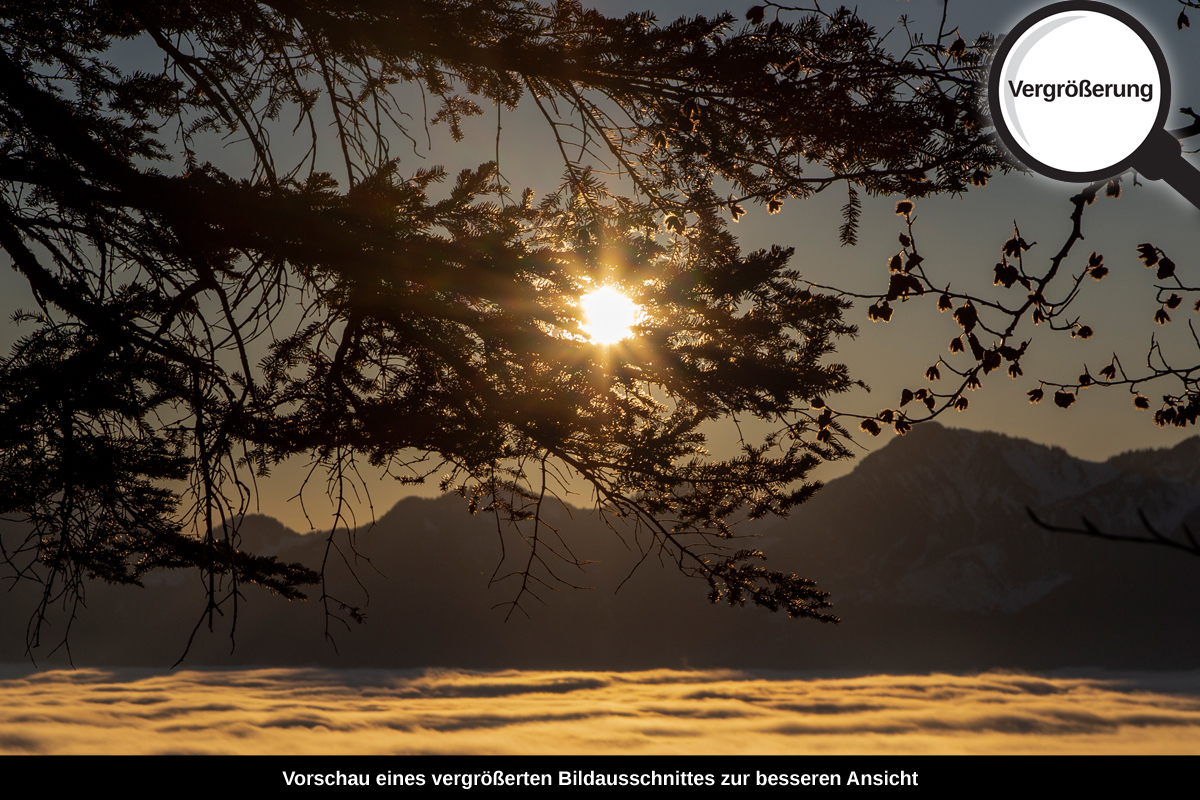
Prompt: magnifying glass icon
<box><xmin>989</xmin><ymin>0</ymin><xmax>1200</xmax><ymax>210</ymax></box>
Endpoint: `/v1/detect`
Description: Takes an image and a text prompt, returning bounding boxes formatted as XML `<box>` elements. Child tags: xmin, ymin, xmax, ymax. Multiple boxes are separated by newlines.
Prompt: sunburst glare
<box><xmin>579</xmin><ymin>286</ymin><xmax>640</xmax><ymax>344</ymax></box>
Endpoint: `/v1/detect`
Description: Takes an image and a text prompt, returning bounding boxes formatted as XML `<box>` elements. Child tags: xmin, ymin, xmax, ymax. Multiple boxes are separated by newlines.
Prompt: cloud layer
<box><xmin>2</xmin><ymin>667</ymin><xmax>1199</xmax><ymax>754</ymax></box>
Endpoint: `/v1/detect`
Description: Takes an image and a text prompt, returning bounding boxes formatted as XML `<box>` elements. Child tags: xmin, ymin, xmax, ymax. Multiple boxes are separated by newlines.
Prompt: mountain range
<box><xmin>3</xmin><ymin>423</ymin><xmax>1199</xmax><ymax>671</ymax></box>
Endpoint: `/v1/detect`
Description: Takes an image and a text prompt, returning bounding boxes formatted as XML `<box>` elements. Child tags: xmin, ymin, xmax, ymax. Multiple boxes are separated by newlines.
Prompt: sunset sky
<box><xmin>593</xmin><ymin>0</ymin><xmax>1200</xmax><ymax>465</ymax></box>
<box><xmin>1</xmin><ymin>1</ymin><xmax>1196</xmax><ymax>532</ymax></box>
<box><xmin>3</xmin><ymin>1</ymin><xmax>1200</xmax><ymax>759</ymax></box>
<box><xmin>259</xmin><ymin>0</ymin><xmax>1200</xmax><ymax>531</ymax></box>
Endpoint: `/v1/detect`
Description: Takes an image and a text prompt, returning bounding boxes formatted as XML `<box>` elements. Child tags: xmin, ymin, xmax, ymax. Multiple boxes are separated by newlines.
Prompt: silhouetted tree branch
<box><xmin>0</xmin><ymin>0</ymin><xmax>1005</xmax><ymax>661</ymax></box>
<box><xmin>792</xmin><ymin>6</ymin><xmax>1200</xmax><ymax>571</ymax></box>
<box><xmin>1027</xmin><ymin>507</ymin><xmax>1200</xmax><ymax>559</ymax></box>
<box><xmin>826</xmin><ymin>141</ymin><xmax>1200</xmax><ymax>438</ymax></box>
<box><xmin>809</xmin><ymin>5</ymin><xmax>1200</xmax><ymax>442</ymax></box>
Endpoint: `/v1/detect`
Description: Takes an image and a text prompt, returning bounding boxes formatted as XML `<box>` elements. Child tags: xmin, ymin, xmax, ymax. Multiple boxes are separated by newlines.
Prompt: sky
<box><xmin>573</xmin><ymin>0</ymin><xmax>1200</xmax><ymax>462</ymax></box>
<box><xmin>300</xmin><ymin>0</ymin><xmax>1200</xmax><ymax>531</ymax></box>
<box><xmin>1</xmin><ymin>1</ymin><xmax>1198</xmax><ymax>532</ymax></box>
<box><xmin>509</xmin><ymin>0</ymin><xmax>1200</xmax><ymax>479</ymax></box>
<box><xmin>4</xmin><ymin>3</ymin><xmax>1200</xmax><ymax>758</ymax></box>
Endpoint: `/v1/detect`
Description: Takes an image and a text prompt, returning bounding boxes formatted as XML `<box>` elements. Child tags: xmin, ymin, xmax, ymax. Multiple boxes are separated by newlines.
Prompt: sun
<box><xmin>579</xmin><ymin>286</ymin><xmax>639</xmax><ymax>344</ymax></box>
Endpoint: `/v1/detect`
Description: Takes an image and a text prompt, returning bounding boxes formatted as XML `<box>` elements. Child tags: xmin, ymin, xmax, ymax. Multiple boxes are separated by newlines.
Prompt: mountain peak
<box><xmin>843</xmin><ymin>423</ymin><xmax>1104</xmax><ymax>508</ymax></box>
<box><xmin>1107</xmin><ymin>436</ymin><xmax>1200</xmax><ymax>483</ymax></box>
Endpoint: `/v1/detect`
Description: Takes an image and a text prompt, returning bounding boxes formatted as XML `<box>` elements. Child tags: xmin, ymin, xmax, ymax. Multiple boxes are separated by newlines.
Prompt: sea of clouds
<box><xmin>2</xmin><ymin>667</ymin><xmax>1200</xmax><ymax>755</ymax></box>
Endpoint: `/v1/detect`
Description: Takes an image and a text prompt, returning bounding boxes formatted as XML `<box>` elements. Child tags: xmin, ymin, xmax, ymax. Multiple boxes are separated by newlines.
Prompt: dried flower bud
<box><xmin>953</xmin><ymin>302</ymin><xmax>978</xmax><ymax>333</ymax></box>
<box><xmin>994</xmin><ymin>263</ymin><xmax>1018</xmax><ymax>288</ymax></box>
<box><xmin>982</xmin><ymin>349</ymin><xmax>1002</xmax><ymax>374</ymax></box>
<box><xmin>1137</xmin><ymin>243</ymin><xmax>1159</xmax><ymax>268</ymax></box>
<box><xmin>867</xmin><ymin>301</ymin><xmax>893</xmax><ymax>322</ymax></box>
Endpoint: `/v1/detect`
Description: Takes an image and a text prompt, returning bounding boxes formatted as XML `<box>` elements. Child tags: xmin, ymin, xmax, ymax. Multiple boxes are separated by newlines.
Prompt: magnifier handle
<box><xmin>1132</xmin><ymin>128</ymin><xmax>1200</xmax><ymax>213</ymax></box>
<box><xmin>1161</xmin><ymin>162</ymin><xmax>1200</xmax><ymax>214</ymax></box>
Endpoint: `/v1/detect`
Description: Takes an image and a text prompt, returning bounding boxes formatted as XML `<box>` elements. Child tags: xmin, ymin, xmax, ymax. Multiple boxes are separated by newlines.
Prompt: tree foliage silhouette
<box><xmin>0</xmin><ymin>0</ymin><xmax>1003</xmax><ymax>657</ymax></box>
<box><xmin>823</xmin><ymin>7</ymin><xmax>1200</xmax><ymax>439</ymax></box>
<box><xmin>807</xmin><ymin>5</ymin><xmax>1200</xmax><ymax>557</ymax></box>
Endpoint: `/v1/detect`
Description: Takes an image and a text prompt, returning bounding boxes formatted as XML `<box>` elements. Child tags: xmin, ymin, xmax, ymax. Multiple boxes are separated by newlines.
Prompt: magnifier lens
<box><xmin>992</xmin><ymin>2</ymin><xmax>1200</xmax><ymax>211</ymax></box>
<box><xmin>995</xmin><ymin>10</ymin><xmax>1164</xmax><ymax>177</ymax></box>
